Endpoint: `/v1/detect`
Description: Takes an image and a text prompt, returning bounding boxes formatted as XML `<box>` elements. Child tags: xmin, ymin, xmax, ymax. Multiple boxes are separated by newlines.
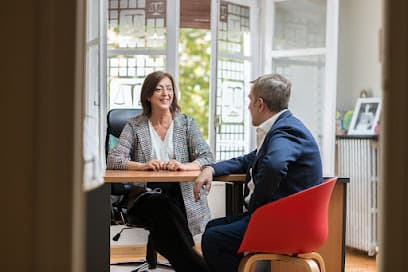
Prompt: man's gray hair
<box><xmin>251</xmin><ymin>73</ymin><xmax>291</xmax><ymax>112</ymax></box>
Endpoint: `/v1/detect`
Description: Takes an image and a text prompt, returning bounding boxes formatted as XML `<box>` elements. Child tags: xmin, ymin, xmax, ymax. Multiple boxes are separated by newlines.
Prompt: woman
<box><xmin>107</xmin><ymin>70</ymin><xmax>213</xmax><ymax>237</ymax></box>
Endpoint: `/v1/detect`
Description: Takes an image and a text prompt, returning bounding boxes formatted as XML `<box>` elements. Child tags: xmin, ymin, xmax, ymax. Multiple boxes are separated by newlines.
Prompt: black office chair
<box><xmin>106</xmin><ymin>108</ymin><xmax>166</xmax><ymax>271</ymax></box>
<box><xmin>106</xmin><ymin>108</ymin><xmax>142</xmax><ymax>201</ymax></box>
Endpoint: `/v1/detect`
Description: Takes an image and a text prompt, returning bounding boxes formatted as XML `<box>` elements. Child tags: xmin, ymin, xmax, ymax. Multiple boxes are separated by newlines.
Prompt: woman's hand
<box><xmin>143</xmin><ymin>160</ymin><xmax>165</xmax><ymax>171</ymax></box>
<box><xmin>164</xmin><ymin>160</ymin><xmax>201</xmax><ymax>171</ymax></box>
<box><xmin>164</xmin><ymin>159</ymin><xmax>183</xmax><ymax>171</ymax></box>
<box><xmin>128</xmin><ymin>160</ymin><xmax>201</xmax><ymax>171</ymax></box>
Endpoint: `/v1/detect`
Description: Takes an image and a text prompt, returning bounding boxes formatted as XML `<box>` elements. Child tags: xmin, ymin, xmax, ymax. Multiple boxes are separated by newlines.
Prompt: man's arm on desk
<box><xmin>193</xmin><ymin>166</ymin><xmax>214</xmax><ymax>201</ymax></box>
<box><xmin>193</xmin><ymin>150</ymin><xmax>256</xmax><ymax>201</ymax></box>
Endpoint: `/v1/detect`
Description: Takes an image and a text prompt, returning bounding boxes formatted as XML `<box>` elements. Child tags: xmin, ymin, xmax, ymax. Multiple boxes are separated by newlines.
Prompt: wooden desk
<box><xmin>104</xmin><ymin>169</ymin><xmax>245</xmax><ymax>182</ymax></box>
<box><xmin>87</xmin><ymin>170</ymin><xmax>245</xmax><ymax>272</ymax></box>
<box><xmin>104</xmin><ymin>170</ymin><xmax>246</xmax><ymax>216</ymax></box>
<box><xmin>87</xmin><ymin>172</ymin><xmax>348</xmax><ymax>272</ymax></box>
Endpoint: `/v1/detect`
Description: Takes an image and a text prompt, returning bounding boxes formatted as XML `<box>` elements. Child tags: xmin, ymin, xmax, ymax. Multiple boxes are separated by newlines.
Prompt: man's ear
<box><xmin>258</xmin><ymin>97</ymin><xmax>265</xmax><ymax>112</ymax></box>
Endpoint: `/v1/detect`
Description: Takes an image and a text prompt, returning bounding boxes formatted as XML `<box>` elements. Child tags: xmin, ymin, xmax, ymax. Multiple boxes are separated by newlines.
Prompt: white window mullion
<box><xmin>218</xmin><ymin>53</ymin><xmax>253</xmax><ymax>62</ymax></box>
<box><xmin>209</xmin><ymin>0</ymin><xmax>219</xmax><ymax>154</ymax></box>
<box><xmin>260</xmin><ymin>0</ymin><xmax>274</xmax><ymax>75</ymax></box>
<box><xmin>321</xmin><ymin>0</ymin><xmax>339</xmax><ymax>176</ymax></box>
<box><xmin>99</xmin><ymin>0</ymin><xmax>107</xmax><ymax>172</ymax></box>
<box><xmin>107</xmin><ymin>49</ymin><xmax>166</xmax><ymax>57</ymax></box>
<box><xmin>271</xmin><ymin>48</ymin><xmax>326</xmax><ymax>58</ymax></box>
<box><xmin>248</xmin><ymin>2</ymin><xmax>260</xmax><ymax>150</ymax></box>
<box><xmin>166</xmin><ymin>0</ymin><xmax>180</xmax><ymax>80</ymax></box>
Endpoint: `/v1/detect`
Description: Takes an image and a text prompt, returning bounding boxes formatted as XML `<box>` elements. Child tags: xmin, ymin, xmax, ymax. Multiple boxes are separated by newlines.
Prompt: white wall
<box><xmin>207</xmin><ymin>182</ymin><xmax>226</xmax><ymax>219</ymax></box>
<box><xmin>336</xmin><ymin>0</ymin><xmax>383</xmax><ymax>111</ymax></box>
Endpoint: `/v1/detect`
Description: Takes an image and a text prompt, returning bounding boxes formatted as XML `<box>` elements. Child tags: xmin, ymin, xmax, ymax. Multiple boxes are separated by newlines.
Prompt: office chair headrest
<box><xmin>107</xmin><ymin>108</ymin><xmax>142</xmax><ymax>138</ymax></box>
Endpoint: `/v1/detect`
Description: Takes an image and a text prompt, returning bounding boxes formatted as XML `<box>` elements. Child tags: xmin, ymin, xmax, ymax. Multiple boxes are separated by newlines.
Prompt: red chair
<box><xmin>237</xmin><ymin>178</ymin><xmax>337</xmax><ymax>272</ymax></box>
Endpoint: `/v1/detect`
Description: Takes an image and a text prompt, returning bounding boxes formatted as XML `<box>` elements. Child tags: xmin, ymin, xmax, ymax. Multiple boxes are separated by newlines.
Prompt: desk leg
<box><xmin>225</xmin><ymin>182</ymin><xmax>244</xmax><ymax>216</ymax></box>
<box><xmin>86</xmin><ymin>183</ymin><xmax>110</xmax><ymax>272</ymax></box>
<box><xmin>341</xmin><ymin>182</ymin><xmax>347</xmax><ymax>272</ymax></box>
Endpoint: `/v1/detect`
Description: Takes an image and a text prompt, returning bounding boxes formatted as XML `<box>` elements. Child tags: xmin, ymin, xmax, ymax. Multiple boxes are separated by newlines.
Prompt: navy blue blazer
<box><xmin>211</xmin><ymin>110</ymin><xmax>323</xmax><ymax>213</ymax></box>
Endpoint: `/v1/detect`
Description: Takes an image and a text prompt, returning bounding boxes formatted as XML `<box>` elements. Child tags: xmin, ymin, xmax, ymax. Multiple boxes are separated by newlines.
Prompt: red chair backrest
<box><xmin>238</xmin><ymin>178</ymin><xmax>337</xmax><ymax>254</ymax></box>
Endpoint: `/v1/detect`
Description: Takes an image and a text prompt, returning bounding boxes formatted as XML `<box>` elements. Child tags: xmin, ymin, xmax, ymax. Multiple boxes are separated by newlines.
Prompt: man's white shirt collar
<box><xmin>256</xmin><ymin>109</ymin><xmax>288</xmax><ymax>151</ymax></box>
<box><xmin>245</xmin><ymin>109</ymin><xmax>288</xmax><ymax>207</ymax></box>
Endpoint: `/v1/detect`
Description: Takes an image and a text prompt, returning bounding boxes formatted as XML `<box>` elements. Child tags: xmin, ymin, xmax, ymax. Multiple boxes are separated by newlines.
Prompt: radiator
<box><xmin>336</xmin><ymin>137</ymin><xmax>379</xmax><ymax>256</ymax></box>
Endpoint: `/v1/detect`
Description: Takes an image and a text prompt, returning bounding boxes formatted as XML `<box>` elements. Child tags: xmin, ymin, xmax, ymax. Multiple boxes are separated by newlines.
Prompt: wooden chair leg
<box><xmin>299</xmin><ymin>252</ymin><xmax>326</xmax><ymax>272</ymax></box>
<box><xmin>300</xmin><ymin>258</ymin><xmax>321</xmax><ymax>272</ymax></box>
<box><xmin>238</xmin><ymin>254</ymin><xmax>257</xmax><ymax>272</ymax></box>
<box><xmin>238</xmin><ymin>252</ymin><xmax>324</xmax><ymax>272</ymax></box>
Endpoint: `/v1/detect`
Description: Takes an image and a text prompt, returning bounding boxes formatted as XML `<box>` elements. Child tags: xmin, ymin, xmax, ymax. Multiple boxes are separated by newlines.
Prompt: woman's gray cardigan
<box><xmin>107</xmin><ymin>113</ymin><xmax>214</xmax><ymax>235</ymax></box>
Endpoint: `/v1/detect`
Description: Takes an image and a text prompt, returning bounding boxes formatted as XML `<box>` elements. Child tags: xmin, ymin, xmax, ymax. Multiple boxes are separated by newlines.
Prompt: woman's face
<box><xmin>149</xmin><ymin>76</ymin><xmax>174</xmax><ymax>112</ymax></box>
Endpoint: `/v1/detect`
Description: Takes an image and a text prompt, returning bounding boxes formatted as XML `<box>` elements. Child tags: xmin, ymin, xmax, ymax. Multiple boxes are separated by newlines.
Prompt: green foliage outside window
<box><xmin>178</xmin><ymin>29</ymin><xmax>211</xmax><ymax>140</ymax></box>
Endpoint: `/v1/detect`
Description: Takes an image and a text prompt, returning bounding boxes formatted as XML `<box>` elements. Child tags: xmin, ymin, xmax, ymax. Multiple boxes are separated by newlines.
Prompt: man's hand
<box><xmin>193</xmin><ymin>166</ymin><xmax>214</xmax><ymax>201</ymax></box>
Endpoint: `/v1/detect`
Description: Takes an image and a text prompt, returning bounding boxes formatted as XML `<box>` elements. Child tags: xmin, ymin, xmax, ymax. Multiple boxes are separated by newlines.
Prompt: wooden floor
<box><xmin>345</xmin><ymin>248</ymin><xmax>377</xmax><ymax>272</ymax></box>
<box><xmin>111</xmin><ymin>246</ymin><xmax>377</xmax><ymax>271</ymax></box>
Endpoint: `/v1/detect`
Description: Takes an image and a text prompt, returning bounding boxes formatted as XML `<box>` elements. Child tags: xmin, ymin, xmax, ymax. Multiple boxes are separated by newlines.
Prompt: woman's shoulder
<box><xmin>174</xmin><ymin>113</ymin><xmax>194</xmax><ymax>122</ymax></box>
<box><xmin>175</xmin><ymin>113</ymin><xmax>198</xmax><ymax>128</ymax></box>
<box><xmin>128</xmin><ymin>114</ymin><xmax>148</xmax><ymax>127</ymax></box>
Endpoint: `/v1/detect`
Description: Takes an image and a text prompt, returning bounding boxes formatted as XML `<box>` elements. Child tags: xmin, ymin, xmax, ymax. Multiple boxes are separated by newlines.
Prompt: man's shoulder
<box><xmin>272</xmin><ymin>111</ymin><xmax>305</xmax><ymax>131</ymax></box>
<box><xmin>270</xmin><ymin>113</ymin><xmax>317</xmax><ymax>143</ymax></box>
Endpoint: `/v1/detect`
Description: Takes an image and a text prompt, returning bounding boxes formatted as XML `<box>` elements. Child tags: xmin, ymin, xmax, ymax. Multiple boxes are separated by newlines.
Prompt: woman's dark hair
<box><xmin>140</xmin><ymin>71</ymin><xmax>181</xmax><ymax>117</ymax></box>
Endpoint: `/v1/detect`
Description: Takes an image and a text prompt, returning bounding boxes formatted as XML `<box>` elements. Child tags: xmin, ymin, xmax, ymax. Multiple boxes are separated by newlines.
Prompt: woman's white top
<box><xmin>148</xmin><ymin>120</ymin><xmax>174</xmax><ymax>161</ymax></box>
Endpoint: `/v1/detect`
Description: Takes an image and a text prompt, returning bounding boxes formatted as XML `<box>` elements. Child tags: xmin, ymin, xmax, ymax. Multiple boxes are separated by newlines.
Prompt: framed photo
<box><xmin>348</xmin><ymin>97</ymin><xmax>381</xmax><ymax>135</ymax></box>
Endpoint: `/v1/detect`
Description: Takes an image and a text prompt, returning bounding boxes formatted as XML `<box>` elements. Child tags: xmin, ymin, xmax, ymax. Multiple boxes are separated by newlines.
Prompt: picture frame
<box><xmin>348</xmin><ymin>97</ymin><xmax>381</xmax><ymax>135</ymax></box>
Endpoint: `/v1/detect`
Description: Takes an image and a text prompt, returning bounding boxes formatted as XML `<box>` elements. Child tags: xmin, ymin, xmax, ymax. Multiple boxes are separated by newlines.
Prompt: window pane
<box><xmin>273</xmin><ymin>0</ymin><xmax>326</xmax><ymax>50</ymax></box>
<box><xmin>108</xmin><ymin>0</ymin><xmax>167</xmax><ymax>49</ymax></box>
<box><xmin>216</xmin><ymin>1</ymin><xmax>252</xmax><ymax>161</ymax></box>
<box><xmin>272</xmin><ymin>55</ymin><xmax>326</xmax><ymax>145</ymax></box>
<box><xmin>178</xmin><ymin>28</ymin><xmax>211</xmax><ymax>140</ymax></box>
<box><xmin>219</xmin><ymin>1</ymin><xmax>250</xmax><ymax>56</ymax></box>
<box><xmin>216</xmin><ymin>58</ymin><xmax>251</xmax><ymax>161</ymax></box>
<box><xmin>108</xmin><ymin>54</ymin><xmax>165</xmax><ymax>109</ymax></box>
<box><xmin>87</xmin><ymin>0</ymin><xmax>100</xmax><ymax>42</ymax></box>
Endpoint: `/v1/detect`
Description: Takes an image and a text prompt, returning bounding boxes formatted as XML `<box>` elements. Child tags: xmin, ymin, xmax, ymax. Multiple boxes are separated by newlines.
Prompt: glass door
<box><xmin>267</xmin><ymin>0</ymin><xmax>338</xmax><ymax>175</ymax></box>
<box><xmin>210</xmin><ymin>0</ymin><xmax>258</xmax><ymax>161</ymax></box>
<box><xmin>206</xmin><ymin>0</ymin><xmax>258</xmax><ymax>218</ymax></box>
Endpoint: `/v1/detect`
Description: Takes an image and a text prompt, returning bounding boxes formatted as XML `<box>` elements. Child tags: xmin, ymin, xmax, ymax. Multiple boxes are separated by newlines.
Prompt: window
<box><xmin>83</xmin><ymin>0</ymin><xmax>258</xmax><ymax>190</ymax></box>
<box><xmin>83</xmin><ymin>0</ymin><xmax>107</xmax><ymax>190</ymax></box>
<box><xmin>107</xmin><ymin>0</ymin><xmax>169</xmax><ymax>110</ymax></box>
<box><xmin>212</xmin><ymin>0</ymin><xmax>256</xmax><ymax>160</ymax></box>
<box><xmin>264</xmin><ymin>0</ymin><xmax>338</xmax><ymax>175</ymax></box>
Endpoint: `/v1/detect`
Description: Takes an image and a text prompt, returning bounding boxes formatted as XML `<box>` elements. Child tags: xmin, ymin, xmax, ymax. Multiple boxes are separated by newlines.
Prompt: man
<box><xmin>193</xmin><ymin>73</ymin><xmax>323</xmax><ymax>272</ymax></box>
